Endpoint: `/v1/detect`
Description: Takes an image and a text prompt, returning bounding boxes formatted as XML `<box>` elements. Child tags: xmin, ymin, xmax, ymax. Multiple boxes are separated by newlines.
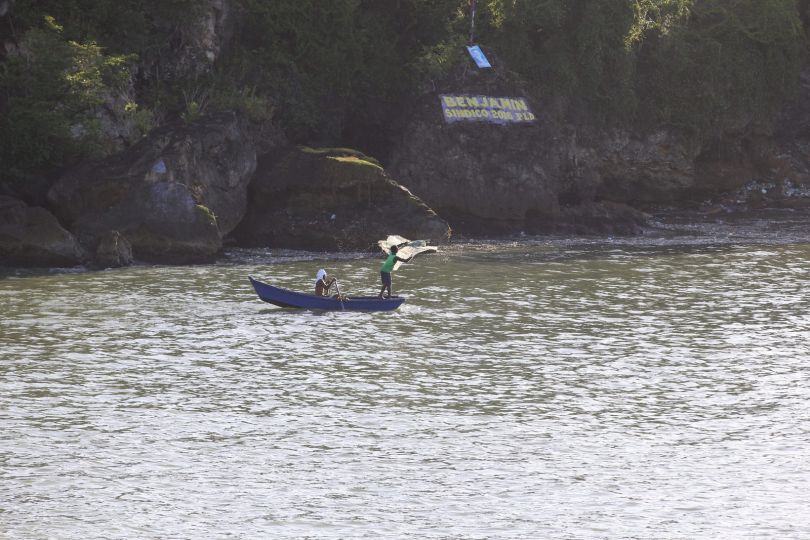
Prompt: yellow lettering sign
<box><xmin>440</xmin><ymin>94</ymin><xmax>535</xmax><ymax>124</ymax></box>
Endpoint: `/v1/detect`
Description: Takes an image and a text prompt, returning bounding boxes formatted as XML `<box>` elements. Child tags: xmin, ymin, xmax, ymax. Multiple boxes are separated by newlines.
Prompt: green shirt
<box><xmin>380</xmin><ymin>253</ymin><xmax>397</xmax><ymax>273</ymax></box>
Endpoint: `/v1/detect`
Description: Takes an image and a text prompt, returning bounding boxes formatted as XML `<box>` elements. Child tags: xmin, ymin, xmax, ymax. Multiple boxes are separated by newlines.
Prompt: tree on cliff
<box><xmin>634</xmin><ymin>0</ymin><xmax>805</xmax><ymax>140</ymax></box>
<box><xmin>0</xmin><ymin>14</ymin><xmax>133</xmax><ymax>189</ymax></box>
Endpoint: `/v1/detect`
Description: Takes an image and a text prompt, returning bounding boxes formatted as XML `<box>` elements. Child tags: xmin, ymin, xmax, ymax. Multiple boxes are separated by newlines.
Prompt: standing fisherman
<box><xmin>378</xmin><ymin>245</ymin><xmax>412</xmax><ymax>299</ymax></box>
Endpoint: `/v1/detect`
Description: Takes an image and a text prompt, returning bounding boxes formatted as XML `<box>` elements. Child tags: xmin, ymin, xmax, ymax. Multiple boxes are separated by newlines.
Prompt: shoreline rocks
<box><xmin>47</xmin><ymin>112</ymin><xmax>257</xmax><ymax>264</ymax></box>
<box><xmin>0</xmin><ymin>196</ymin><xmax>83</xmax><ymax>267</ymax></box>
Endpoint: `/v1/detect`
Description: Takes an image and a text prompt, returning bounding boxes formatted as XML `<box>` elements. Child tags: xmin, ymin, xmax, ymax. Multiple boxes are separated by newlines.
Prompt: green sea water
<box><xmin>2</xmin><ymin>238</ymin><xmax>809</xmax><ymax>538</ymax></box>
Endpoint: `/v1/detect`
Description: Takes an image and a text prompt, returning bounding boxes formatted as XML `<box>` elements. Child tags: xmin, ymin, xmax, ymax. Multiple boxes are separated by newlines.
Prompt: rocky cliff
<box><xmin>388</xmin><ymin>64</ymin><xmax>656</xmax><ymax>235</ymax></box>
<box><xmin>388</xmin><ymin>58</ymin><xmax>810</xmax><ymax>236</ymax></box>
<box><xmin>4</xmin><ymin>0</ymin><xmax>810</xmax><ymax>268</ymax></box>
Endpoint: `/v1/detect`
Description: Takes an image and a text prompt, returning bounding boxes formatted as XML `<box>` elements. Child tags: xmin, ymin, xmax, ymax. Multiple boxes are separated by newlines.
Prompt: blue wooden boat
<box><xmin>249</xmin><ymin>276</ymin><xmax>405</xmax><ymax>311</ymax></box>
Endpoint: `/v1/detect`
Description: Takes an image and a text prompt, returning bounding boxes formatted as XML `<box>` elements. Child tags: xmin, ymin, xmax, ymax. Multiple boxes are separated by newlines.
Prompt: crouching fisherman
<box><xmin>315</xmin><ymin>268</ymin><xmax>349</xmax><ymax>301</ymax></box>
<box><xmin>315</xmin><ymin>269</ymin><xmax>336</xmax><ymax>296</ymax></box>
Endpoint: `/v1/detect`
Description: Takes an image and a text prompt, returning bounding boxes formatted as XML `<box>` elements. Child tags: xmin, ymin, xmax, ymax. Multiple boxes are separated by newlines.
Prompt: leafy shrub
<box><xmin>125</xmin><ymin>101</ymin><xmax>155</xmax><ymax>139</ymax></box>
<box><xmin>1</xmin><ymin>0</ymin><xmax>807</xmax><ymax>189</ymax></box>
<box><xmin>635</xmin><ymin>0</ymin><xmax>805</xmax><ymax>140</ymax></box>
<box><xmin>0</xmin><ymin>16</ymin><xmax>133</xmax><ymax>185</ymax></box>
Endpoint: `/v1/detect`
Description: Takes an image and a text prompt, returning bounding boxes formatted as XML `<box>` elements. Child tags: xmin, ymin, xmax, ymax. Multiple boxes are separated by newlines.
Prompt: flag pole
<box><xmin>469</xmin><ymin>0</ymin><xmax>476</xmax><ymax>44</ymax></box>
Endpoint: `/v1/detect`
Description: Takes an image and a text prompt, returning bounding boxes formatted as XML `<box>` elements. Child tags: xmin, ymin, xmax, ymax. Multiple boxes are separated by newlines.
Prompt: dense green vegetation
<box><xmin>0</xmin><ymin>0</ymin><xmax>807</xmax><ymax>190</ymax></box>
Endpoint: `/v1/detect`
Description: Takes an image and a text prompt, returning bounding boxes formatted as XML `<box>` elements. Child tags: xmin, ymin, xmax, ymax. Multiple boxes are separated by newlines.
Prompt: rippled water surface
<box><xmin>2</xmin><ymin>239</ymin><xmax>810</xmax><ymax>538</ymax></box>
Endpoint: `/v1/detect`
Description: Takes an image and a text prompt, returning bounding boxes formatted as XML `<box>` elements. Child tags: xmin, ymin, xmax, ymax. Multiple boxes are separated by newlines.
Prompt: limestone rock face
<box><xmin>387</xmin><ymin>51</ymin><xmax>810</xmax><ymax>232</ymax></box>
<box><xmin>385</xmin><ymin>62</ymin><xmax>676</xmax><ymax>235</ymax></box>
<box><xmin>388</xmin><ymin>66</ymin><xmax>562</xmax><ymax>235</ymax></box>
<box><xmin>0</xmin><ymin>196</ymin><xmax>83</xmax><ymax>267</ymax></box>
<box><xmin>48</xmin><ymin>112</ymin><xmax>256</xmax><ymax>263</ymax></box>
<box><xmin>582</xmin><ymin>129</ymin><xmax>696</xmax><ymax>205</ymax></box>
<box><xmin>232</xmin><ymin>147</ymin><xmax>451</xmax><ymax>251</ymax></box>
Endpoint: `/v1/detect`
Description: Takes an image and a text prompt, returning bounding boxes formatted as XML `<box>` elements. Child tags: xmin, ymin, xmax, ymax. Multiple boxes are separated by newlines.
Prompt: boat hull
<box><xmin>249</xmin><ymin>276</ymin><xmax>405</xmax><ymax>311</ymax></box>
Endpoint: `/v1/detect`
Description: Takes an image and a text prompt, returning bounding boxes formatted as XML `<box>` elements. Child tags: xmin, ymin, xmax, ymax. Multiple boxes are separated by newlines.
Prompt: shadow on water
<box><xmin>443</xmin><ymin>239</ymin><xmax>809</xmax><ymax>267</ymax></box>
<box><xmin>0</xmin><ymin>265</ymin><xmax>90</xmax><ymax>280</ymax></box>
<box><xmin>256</xmin><ymin>307</ymin><xmax>335</xmax><ymax>318</ymax></box>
